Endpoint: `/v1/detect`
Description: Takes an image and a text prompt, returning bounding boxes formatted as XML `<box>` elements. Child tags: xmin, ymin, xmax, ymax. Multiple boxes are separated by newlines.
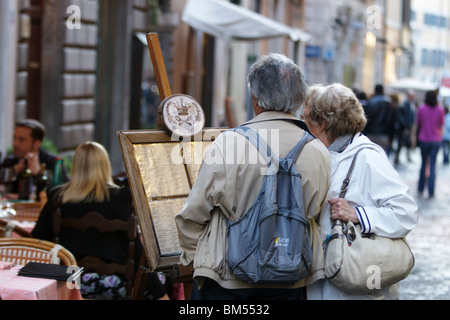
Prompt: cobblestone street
<box><xmin>394</xmin><ymin>147</ymin><xmax>450</xmax><ymax>300</ymax></box>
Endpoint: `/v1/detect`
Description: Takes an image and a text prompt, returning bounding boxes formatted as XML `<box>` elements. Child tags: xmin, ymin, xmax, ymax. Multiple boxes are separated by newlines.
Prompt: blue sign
<box><xmin>323</xmin><ymin>45</ymin><xmax>336</xmax><ymax>61</ymax></box>
<box><xmin>306</xmin><ymin>45</ymin><xmax>322</xmax><ymax>58</ymax></box>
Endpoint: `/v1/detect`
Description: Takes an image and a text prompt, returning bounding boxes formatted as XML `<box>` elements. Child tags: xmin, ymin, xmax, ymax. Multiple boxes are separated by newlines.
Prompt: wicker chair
<box><xmin>0</xmin><ymin>238</ymin><xmax>77</xmax><ymax>266</ymax></box>
<box><xmin>0</xmin><ymin>219</ymin><xmax>32</xmax><ymax>238</ymax></box>
<box><xmin>8</xmin><ymin>202</ymin><xmax>42</xmax><ymax>222</ymax></box>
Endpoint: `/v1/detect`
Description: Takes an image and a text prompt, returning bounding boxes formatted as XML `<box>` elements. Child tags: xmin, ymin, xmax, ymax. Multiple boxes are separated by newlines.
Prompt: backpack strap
<box><xmin>237</xmin><ymin>118</ymin><xmax>315</xmax><ymax>162</ymax></box>
<box><xmin>232</xmin><ymin>126</ymin><xmax>315</xmax><ymax>165</ymax></box>
<box><xmin>285</xmin><ymin>132</ymin><xmax>315</xmax><ymax>161</ymax></box>
<box><xmin>232</xmin><ymin>126</ymin><xmax>273</xmax><ymax>165</ymax></box>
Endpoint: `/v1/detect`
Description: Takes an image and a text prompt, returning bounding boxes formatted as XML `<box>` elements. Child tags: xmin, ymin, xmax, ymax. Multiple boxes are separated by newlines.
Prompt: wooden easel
<box><xmin>146</xmin><ymin>33</ymin><xmax>172</xmax><ymax>100</ymax></box>
<box><xmin>130</xmin><ymin>33</ymin><xmax>194</xmax><ymax>300</ymax></box>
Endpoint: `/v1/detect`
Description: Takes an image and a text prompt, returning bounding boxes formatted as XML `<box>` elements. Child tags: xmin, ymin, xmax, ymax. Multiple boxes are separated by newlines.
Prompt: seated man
<box><xmin>1</xmin><ymin>119</ymin><xmax>69</xmax><ymax>193</ymax></box>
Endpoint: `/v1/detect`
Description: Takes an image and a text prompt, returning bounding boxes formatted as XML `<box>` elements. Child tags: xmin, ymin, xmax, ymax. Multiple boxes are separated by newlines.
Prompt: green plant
<box><xmin>41</xmin><ymin>138</ymin><xmax>58</xmax><ymax>155</ymax></box>
<box><xmin>148</xmin><ymin>0</ymin><xmax>159</xmax><ymax>27</ymax></box>
<box><xmin>41</xmin><ymin>138</ymin><xmax>72</xmax><ymax>178</ymax></box>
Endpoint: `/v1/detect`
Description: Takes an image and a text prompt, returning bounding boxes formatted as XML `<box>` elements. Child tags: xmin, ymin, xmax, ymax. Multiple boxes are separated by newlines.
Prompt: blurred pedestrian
<box><xmin>142</xmin><ymin>77</ymin><xmax>159</xmax><ymax>129</ymax></box>
<box><xmin>362</xmin><ymin>84</ymin><xmax>395</xmax><ymax>153</ymax></box>
<box><xmin>390</xmin><ymin>93</ymin><xmax>411</xmax><ymax>166</ymax></box>
<box><xmin>402</xmin><ymin>91</ymin><xmax>417</xmax><ymax>161</ymax></box>
<box><xmin>353</xmin><ymin>88</ymin><xmax>368</xmax><ymax>108</ymax></box>
<box><xmin>443</xmin><ymin>106</ymin><xmax>450</xmax><ymax>165</ymax></box>
<box><xmin>303</xmin><ymin>83</ymin><xmax>418</xmax><ymax>300</ymax></box>
<box><xmin>416</xmin><ymin>91</ymin><xmax>445</xmax><ymax>197</ymax></box>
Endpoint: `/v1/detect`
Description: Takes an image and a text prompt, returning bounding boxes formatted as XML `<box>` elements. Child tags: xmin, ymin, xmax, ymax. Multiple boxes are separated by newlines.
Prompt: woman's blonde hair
<box><xmin>305</xmin><ymin>83</ymin><xmax>367</xmax><ymax>142</ymax></box>
<box><xmin>61</xmin><ymin>141</ymin><xmax>118</xmax><ymax>203</ymax></box>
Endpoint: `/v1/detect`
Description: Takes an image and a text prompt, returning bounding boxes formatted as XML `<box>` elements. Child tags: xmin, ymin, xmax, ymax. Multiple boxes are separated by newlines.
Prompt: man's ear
<box><xmin>32</xmin><ymin>139</ymin><xmax>42</xmax><ymax>153</ymax></box>
<box><xmin>252</xmin><ymin>96</ymin><xmax>258</xmax><ymax>108</ymax></box>
<box><xmin>252</xmin><ymin>96</ymin><xmax>264</xmax><ymax>115</ymax></box>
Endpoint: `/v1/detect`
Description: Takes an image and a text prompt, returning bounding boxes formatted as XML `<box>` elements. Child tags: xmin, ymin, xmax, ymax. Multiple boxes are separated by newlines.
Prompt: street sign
<box><xmin>323</xmin><ymin>45</ymin><xmax>336</xmax><ymax>61</ymax></box>
<box><xmin>305</xmin><ymin>45</ymin><xmax>321</xmax><ymax>58</ymax></box>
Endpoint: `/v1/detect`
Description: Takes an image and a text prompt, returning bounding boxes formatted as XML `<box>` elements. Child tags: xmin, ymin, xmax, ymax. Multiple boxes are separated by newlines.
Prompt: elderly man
<box><xmin>2</xmin><ymin>119</ymin><xmax>69</xmax><ymax>193</ymax></box>
<box><xmin>175</xmin><ymin>54</ymin><xmax>330</xmax><ymax>300</ymax></box>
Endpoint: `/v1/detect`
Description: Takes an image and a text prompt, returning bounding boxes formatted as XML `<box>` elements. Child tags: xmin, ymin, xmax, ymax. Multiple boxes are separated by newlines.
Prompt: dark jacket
<box><xmin>363</xmin><ymin>95</ymin><xmax>395</xmax><ymax>136</ymax></box>
<box><xmin>32</xmin><ymin>186</ymin><xmax>142</xmax><ymax>265</ymax></box>
<box><xmin>2</xmin><ymin>148</ymin><xmax>70</xmax><ymax>192</ymax></box>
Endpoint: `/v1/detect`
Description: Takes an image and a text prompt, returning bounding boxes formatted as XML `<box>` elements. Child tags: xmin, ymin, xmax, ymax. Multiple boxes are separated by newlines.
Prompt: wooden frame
<box><xmin>117</xmin><ymin>129</ymin><xmax>224</xmax><ymax>272</ymax></box>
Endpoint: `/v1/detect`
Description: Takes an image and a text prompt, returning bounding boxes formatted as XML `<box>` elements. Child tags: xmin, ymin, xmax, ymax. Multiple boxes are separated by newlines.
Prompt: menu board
<box><xmin>149</xmin><ymin>198</ymin><xmax>186</xmax><ymax>256</ymax></box>
<box><xmin>134</xmin><ymin>143</ymin><xmax>191</xmax><ymax>198</ymax></box>
<box><xmin>117</xmin><ymin>129</ymin><xmax>220</xmax><ymax>271</ymax></box>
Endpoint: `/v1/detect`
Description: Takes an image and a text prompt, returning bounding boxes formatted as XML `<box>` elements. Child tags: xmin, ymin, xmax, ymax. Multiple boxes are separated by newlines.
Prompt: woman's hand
<box><xmin>328</xmin><ymin>198</ymin><xmax>360</xmax><ymax>224</ymax></box>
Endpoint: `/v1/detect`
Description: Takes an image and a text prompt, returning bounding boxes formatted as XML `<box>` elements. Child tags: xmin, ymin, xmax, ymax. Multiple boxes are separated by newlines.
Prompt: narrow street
<box><xmin>394</xmin><ymin>147</ymin><xmax>450</xmax><ymax>300</ymax></box>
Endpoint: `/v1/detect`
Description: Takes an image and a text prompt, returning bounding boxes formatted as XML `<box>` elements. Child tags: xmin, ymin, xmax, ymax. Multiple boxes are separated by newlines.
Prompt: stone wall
<box><xmin>59</xmin><ymin>0</ymin><xmax>98</xmax><ymax>152</ymax></box>
<box><xmin>14</xmin><ymin>0</ymin><xmax>152</xmax><ymax>165</ymax></box>
<box><xmin>16</xmin><ymin>0</ymin><xmax>32</xmax><ymax>121</ymax></box>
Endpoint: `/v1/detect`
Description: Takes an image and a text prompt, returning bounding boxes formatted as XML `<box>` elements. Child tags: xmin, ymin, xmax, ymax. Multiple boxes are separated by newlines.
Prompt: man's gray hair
<box><xmin>247</xmin><ymin>53</ymin><xmax>308</xmax><ymax>114</ymax></box>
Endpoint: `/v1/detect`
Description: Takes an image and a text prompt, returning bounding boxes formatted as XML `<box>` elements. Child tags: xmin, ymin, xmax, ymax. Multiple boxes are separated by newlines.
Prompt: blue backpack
<box><xmin>227</xmin><ymin>125</ymin><xmax>315</xmax><ymax>284</ymax></box>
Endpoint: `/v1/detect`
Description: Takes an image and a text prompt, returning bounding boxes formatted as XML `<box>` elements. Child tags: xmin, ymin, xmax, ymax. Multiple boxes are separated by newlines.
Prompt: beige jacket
<box><xmin>175</xmin><ymin>111</ymin><xmax>331</xmax><ymax>289</ymax></box>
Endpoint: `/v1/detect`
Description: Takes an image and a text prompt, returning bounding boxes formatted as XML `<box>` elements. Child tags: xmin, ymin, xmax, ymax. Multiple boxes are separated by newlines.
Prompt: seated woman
<box><xmin>302</xmin><ymin>84</ymin><xmax>418</xmax><ymax>300</ymax></box>
<box><xmin>32</xmin><ymin>141</ymin><xmax>168</xmax><ymax>300</ymax></box>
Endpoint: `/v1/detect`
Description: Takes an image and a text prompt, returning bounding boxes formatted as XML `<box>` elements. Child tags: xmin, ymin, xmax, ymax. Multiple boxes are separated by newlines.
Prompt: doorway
<box><xmin>26</xmin><ymin>0</ymin><xmax>43</xmax><ymax>120</ymax></box>
<box><xmin>130</xmin><ymin>33</ymin><xmax>161</xmax><ymax>130</ymax></box>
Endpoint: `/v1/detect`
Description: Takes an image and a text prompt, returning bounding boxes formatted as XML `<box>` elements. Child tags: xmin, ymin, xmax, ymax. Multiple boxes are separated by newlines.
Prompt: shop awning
<box><xmin>387</xmin><ymin>77</ymin><xmax>438</xmax><ymax>91</ymax></box>
<box><xmin>182</xmin><ymin>0</ymin><xmax>311</xmax><ymax>42</ymax></box>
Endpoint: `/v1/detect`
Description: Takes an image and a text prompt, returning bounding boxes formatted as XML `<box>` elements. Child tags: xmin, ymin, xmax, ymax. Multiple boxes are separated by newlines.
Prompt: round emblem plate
<box><xmin>157</xmin><ymin>94</ymin><xmax>206</xmax><ymax>137</ymax></box>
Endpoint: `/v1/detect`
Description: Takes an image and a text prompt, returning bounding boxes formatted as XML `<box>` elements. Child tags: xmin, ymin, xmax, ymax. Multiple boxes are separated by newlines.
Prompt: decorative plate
<box><xmin>157</xmin><ymin>94</ymin><xmax>206</xmax><ymax>137</ymax></box>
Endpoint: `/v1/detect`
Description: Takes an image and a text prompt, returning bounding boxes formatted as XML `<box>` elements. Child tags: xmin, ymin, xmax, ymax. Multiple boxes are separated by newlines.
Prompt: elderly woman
<box><xmin>303</xmin><ymin>83</ymin><xmax>418</xmax><ymax>300</ymax></box>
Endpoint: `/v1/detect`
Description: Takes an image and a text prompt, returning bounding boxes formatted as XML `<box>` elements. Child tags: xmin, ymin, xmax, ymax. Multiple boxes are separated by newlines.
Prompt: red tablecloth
<box><xmin>10</xmin><ymin>220</ymin><xmax>35</xmax><ymax>237</ymax></box>
<box><xmin>0</xmin><ymin>263</ymin><xmax>83</xmax><ymax>300</ymax></box>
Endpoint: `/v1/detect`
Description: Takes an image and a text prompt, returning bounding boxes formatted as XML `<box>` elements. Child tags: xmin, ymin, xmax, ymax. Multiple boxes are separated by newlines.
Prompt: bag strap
<box><xmin>339</xmin><ymin>147</ymin><xmax>378</xmax><ymax>198</ymax></box>
<box><xmin>334</xmin><ymin>147</ymin><xmax>367</xmax><ymax>239</ymax></box>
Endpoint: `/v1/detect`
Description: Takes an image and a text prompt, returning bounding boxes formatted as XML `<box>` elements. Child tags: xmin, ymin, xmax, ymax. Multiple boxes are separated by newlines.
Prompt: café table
<box><xmin>1</xmin><ymin>198</ymin><xmax>42</xmax><ymax>237</ymax></box>
<box><xmin>10</xmin><ymin>220</ymin><xmax>36</xmax><ymax>237</ymax></box>
<box><xmin>0</xmin><ymin>262</ymin><xmax>83</xmax><ymax>300</ymax></box>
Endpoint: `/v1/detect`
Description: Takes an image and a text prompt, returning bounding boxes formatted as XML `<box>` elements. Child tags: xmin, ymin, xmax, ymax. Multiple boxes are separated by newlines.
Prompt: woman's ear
<box><xmin>317</xmin><ymin>120</ymin><xmax>326</xmax><ymax>133</ymax></box>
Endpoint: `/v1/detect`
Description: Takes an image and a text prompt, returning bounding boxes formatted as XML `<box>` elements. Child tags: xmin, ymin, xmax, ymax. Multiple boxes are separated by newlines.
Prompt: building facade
<box><xmin>303</xmin><ymin>0</ymin><xmax>414</xmax><ymax>96</ymax></box>
<box><xmin>1</xmin><ymin>0</ymin><xmax>165</xmax><ymax>172</ymax></box>
<box><xmin>1</xmin><ymin>0</ymin><xmax>309</xmax><ymax>173</ymax></box>
<box><xmin>410</xmin><ymin>0</ymin><xmax>450</xmax><ymax>86</ymax></box>
<box><xmin>1</xmin><ymin>0</ymin><xmax>417</xmax><ymax>174</ymax></box>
